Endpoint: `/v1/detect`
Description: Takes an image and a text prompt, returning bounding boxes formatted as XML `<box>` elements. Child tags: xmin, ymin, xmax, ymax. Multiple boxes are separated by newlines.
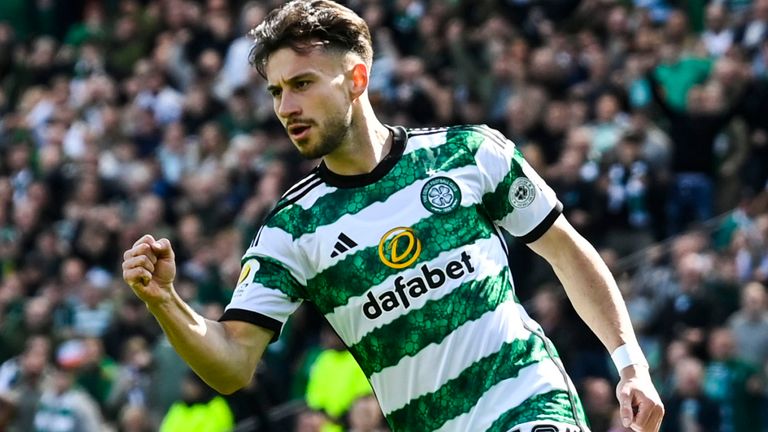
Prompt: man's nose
<box><xmin>278</xmin><ymin>92</ymin><xmax>301</xmax><ymax>118</ymax></box>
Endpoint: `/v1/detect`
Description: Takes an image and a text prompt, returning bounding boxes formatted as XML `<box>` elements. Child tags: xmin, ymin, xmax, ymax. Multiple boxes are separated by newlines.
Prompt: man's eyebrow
<box><xmin>267</xmin><ymin>72</ymin><xmax>319</xmax><ymax>92</ymax></box>
<box><xmin>287</xmin><ymin>72</ymin><xmax>317</xmax><ymax>81</ymax></box>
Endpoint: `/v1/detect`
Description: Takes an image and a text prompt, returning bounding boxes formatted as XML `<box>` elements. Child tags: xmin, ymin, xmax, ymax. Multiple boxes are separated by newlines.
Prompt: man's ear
<box><xmin>350</xmin><ymin>63</ymin><xmax>368</xmax><ymax>99</ymax></box>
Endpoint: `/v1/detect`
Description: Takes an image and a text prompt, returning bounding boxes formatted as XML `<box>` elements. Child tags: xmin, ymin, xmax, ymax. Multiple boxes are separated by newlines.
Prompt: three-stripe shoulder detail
<box><xmin>249</xmin><ymin>170</ymin><xmax>324</xmax><ymax>247</ymax></box>
<box><xmin>463</xmin><ymin>125</ymin><xmax>512</xmax><ymax>149</ymax></box>
<box><xmin>407</xmin><ymin>124</ymin><xmax>511</xmax><ymax>149</ymax></box>
<box><xmin>282</xmin><ymin>168</ymin><xmax>321</xmax><ymax>200</ymax></box>
<box><xmin>406</xmin><ymin>126</ymin><xmax>451</xmax><ymax>137</ymax></box>
<box><xmin>264</xmin><ymin>169</ymin><xmax>321</xmax><ymax>218</ymax></box>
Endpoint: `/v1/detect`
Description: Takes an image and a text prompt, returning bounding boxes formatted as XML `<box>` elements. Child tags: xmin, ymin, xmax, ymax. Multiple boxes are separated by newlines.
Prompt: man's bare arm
<box><xmin>527</xmin><ymin>215</ymin><xmax>663</xmax><ymax>431</ymax></box>
<box><xmin>527</xmin><ymin>215</ymin><xmax>636</xmax><ymax>352</ymax></box>
<box><xmin>147</xmin><ymin>290</ymin><xmax>272</xmax><ymax>394</ymax></box>
<box><xmin>123</xmin><ymin>235</ymin><xmax>272</xmax><ymax>394</ymax></box>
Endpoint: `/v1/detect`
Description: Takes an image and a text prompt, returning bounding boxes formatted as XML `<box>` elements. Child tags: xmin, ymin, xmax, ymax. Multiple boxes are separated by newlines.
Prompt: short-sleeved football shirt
<box><xmin>221</xmin><ymin>125</ymin><xmax>590</xmax><ymax>432</ymax></box>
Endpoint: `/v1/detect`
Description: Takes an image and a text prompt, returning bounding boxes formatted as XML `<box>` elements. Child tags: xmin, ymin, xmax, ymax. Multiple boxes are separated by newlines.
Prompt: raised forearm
<box><xmin>123</xmin><ymin>236</ymin><xmax>270</xmax><ymax>395</ymax></box>
<box><xmin>146</xmin><ymin>289</ymin><xmax>256</xmax><ymax>394</ymax></box>
<box><xmin>646</xmin><ymin>72</ymin><xmax>677</xmax><ymax>119</ymax></box>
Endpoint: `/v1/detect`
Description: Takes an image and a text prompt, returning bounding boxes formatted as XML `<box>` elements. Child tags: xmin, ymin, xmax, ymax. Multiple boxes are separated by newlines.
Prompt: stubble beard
<box><xmin>296</xmin><ymin>112</ymin><xmax>351</xmax><ymax>160</ymax></box>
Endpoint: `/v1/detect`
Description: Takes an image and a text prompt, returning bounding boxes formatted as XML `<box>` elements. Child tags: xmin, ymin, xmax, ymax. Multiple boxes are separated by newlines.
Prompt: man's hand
<box><xmin>617</xmin><ymin>365</ymin><xmax>664</xmax><ymax>431</ymax></box>
<box><xmin>122</xmin><ymin>235</ymin><xmax>176</xmax><ymax>305</ymax></box>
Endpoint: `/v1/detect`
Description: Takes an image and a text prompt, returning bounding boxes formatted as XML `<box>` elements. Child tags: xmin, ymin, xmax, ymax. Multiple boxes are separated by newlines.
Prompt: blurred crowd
<box><xmin>0</xmin><ymin>0</ymin><xmax>767</xmax><ymax>431</ymax></box>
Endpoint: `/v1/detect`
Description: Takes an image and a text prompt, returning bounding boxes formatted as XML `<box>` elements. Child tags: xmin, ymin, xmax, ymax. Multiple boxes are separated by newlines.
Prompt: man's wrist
<box><xmin>144</xmin><ymin>286</ymin><xmax>177</xmax><ymax>311</ymax></box>
<box><xmin>618</xmin><ymin>363</ymin><xmax>651</xmax><ymax>380</ymax></box>
<box><xmin>611</xmin><ymin>343</ymin><xmax>649</xmax><ymax>373</ymax></box>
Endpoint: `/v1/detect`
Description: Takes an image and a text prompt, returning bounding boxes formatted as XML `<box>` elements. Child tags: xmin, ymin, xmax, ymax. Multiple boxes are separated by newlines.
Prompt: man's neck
<box><xmin>323</xmin><ymin>110</ymin><xmax>392</xmax><ymax>176</ymax></box>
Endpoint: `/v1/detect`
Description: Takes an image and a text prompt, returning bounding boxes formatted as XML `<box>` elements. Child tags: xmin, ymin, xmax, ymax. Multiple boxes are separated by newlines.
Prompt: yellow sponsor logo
<box><xmin>237</xmin><ymin>263</ymin><xmax>252</xmax><ymax>284</ymax></box>
<box><xmin>378</xmin><ymin>227</ymin><xmax>422</xmax><ymax>269</ymax></box>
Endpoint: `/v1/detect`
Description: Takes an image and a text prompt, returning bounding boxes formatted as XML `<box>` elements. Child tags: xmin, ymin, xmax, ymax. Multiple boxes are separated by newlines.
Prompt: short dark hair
<box><xmin>248</xmin><ymin>0</ymin><xmax>373</xmax><ymax>78</ymax></box>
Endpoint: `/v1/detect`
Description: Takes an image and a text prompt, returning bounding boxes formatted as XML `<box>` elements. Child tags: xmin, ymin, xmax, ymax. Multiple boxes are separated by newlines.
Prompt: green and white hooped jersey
<box><xmin>221</xmin><ymin>125</ymin><xmax>590</xmax><ymax>432</ymax></box>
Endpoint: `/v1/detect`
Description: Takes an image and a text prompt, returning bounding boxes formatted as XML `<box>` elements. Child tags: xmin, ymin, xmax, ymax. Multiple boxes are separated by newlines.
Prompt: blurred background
<box><xmin>0</xmin><ymin>0</ymin><xmax>767</xmax><ymax>431</ymax></box>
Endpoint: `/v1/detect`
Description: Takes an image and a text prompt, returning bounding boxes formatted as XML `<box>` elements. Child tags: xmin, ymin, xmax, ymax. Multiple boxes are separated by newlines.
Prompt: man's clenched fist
<box><xmin>122</xmin><ymin>235</ymin><xmax>177</xmax><ymax>305</ymax></box>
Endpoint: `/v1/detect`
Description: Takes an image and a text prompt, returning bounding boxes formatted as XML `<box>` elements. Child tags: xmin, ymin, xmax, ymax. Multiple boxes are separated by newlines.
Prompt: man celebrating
<box><xmin>122</xmin><ymin>1</ymin><xmax>664</xmax><ymax>431</ymax></box>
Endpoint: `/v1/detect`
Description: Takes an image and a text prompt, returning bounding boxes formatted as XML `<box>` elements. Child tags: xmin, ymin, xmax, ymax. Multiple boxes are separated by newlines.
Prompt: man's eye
<box><xmin>269</xmin><ymin>89</ymin><xmax>282</xmax><ymax>97</ymax></box>
<box><xmin>296</xmin><ymin>81</ymin><xmax>311</xmax><ymax>89</ymax></box>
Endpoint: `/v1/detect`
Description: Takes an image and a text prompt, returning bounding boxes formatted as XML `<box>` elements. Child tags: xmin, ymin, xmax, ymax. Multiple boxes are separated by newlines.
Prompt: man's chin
<box><xmin>295</xmin><ymin>142</ymin><xmax>326</xmax><ymax>160</ymax></box>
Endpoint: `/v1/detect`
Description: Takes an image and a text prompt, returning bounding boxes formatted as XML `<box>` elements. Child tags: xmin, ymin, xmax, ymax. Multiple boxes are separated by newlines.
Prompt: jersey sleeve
<box><xmin>472</xmin><ymin>125</ymin><xmax>562</xmax><ymax>243</ymax></box>
<box><xmin>219</xmin><ymin>223</ymin><xmax>306</xmax><ymax>343</ymax></box>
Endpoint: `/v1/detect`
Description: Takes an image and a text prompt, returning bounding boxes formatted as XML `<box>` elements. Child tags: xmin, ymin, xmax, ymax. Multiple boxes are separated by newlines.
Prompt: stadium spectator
<box><xmin>727</xmin><ymin>281</ymin><xmax>768</xmax><ymax>367</ymax></box>
<box><xmin>702</xmin><ymin>3</ymin><xmax>736</xmax><ymax>58</ymax></box>
<box><xmin>304</xmin><ymin>326</ymin><xmax>373</xmax><ymax>432</ymax></box>
<box><xmin>158</xmin><ymin>372</ymin><xmax>234</xmax><ymax>432</ymax></box>
<box><xmin>581</xmin><ymin>377</ymin><xmax>620</xmax><ymax>432</ymax></box>
<box><xmin>0</xmin><ymin>294</ymin><xmax>54</xmax><ymax>363</ymax></box>
<box><xmin>33</xmin><ymin>341</ymin><xmax>104</xmax><ymax>432</ymax></box>
<box><xmin>703</xmin><ymin>327</ymin><xmax>763</xmax><ymax>432</ymax></box>
<box><xmin>117</xmin><ymin>404</ymin><xmax>154</xmax><ymax>432</ymax></box>
<box><xmin>649</xmin><ymin>252</ymin><xmax>716</xmax><ymax>350</ymax></box>
<box><xmin>346</xmin><ymin>395</ymin><xmax>387</xmax><ymax>432</ymax></box>
<box><xmin>105</xmin><ymin>336</ymin><xmax>153</xmax><ymax>420</ymax></box>
<box><xmin>654</xmin><ymin>339</ymin><xmax>694</xmax><ymax>398</ymax></box>
<box><xmin>0</xmin><ymin>335</ymin><xmax>51</xmax><ymax>432</ymax></box>
<box><xmin>661</xmin><ymin>356</ymin><xmax>721</xmax><ymax>432</ymax></box>
<box><xmin>73</xmin><ymin>337</ymin><xmax>116</xmax><ymax>410</ymax></box>
<box><xmin>295</xmin><ymin>408</ymin><xmax>328</xmax><ymax>432</ymax></box>
<box><xmin>647</xmin><ymin>67</ymin><xmax>743</xmax><ymax>235</ymax></box>
<box><xmin>596</xmin><ymin>130</ymin><xmax>661</xmax><ymax>257</ymax></box>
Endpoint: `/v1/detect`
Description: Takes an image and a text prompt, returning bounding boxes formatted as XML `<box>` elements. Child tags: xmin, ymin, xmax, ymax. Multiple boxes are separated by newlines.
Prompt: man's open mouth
<box><xmin>288</xmin><ymin>124</ymin><xmax>311</xmax><ymax>138</ymax></box>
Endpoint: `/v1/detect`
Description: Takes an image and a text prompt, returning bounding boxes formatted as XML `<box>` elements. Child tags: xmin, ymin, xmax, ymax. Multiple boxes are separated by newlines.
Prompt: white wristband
<box><xmin>611</xmin><ymin>344</ymin><xmax>649</xmax><ymax>372</ymax></box>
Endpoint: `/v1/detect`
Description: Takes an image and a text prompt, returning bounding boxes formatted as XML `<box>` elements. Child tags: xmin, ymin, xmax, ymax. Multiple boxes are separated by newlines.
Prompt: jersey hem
<box><xmin>219</xmin><ymin>308</ymin><xmax>282</xmax><ymax>343</ymax></box>
<box><xmin>518</xmin><ymin>202</ymin><xmax>563</xmax><ymax>244</ymax></box>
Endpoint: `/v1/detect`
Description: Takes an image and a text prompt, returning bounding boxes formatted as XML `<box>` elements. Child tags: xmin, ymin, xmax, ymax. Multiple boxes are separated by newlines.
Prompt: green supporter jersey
<box><xmin>221</xmin><ymin>125</ymin><xmax>590</xmax><ymax>432</ymax></box>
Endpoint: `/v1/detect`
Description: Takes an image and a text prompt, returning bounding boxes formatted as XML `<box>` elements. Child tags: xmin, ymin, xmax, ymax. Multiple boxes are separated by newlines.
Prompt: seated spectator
<box><xmin>702</xmin><ymin>3</ymin><xmax>736</xmax><ymax>58</ymax></box>
<box><xmin>101</xmin><ymin>296</ymin><xmax>158</xmax><ymax>363</ymax></box>
<box><xmin>548</xmin><ymin>148</ymin><xmax>598</xmax><ymax>240</ymax></box>
<box><xmin>71</xmin><ymin>281</ymin><xmax>113</xmax><ymax>339</ymax></box>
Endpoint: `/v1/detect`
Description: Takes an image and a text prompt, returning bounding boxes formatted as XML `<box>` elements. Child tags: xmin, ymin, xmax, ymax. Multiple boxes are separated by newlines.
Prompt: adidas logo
<box><xmin>330</xmin><ymin>233</ymin><xmax>358</xmax><ymax>258</ymax></box>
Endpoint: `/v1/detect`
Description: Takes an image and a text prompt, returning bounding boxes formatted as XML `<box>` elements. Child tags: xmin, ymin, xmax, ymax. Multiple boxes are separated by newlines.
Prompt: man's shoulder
<box><xmin>406</xmin><ymin>123</ymin><xmax>500</xmax><ymax>137</ymax></box>
<box><xmin>264</xmin><ymin>168</ymin><xmax>326</xmax><ymax>225</ymax></box>
<box><xmin>406</xmin><ymin>124</ymin><xmax>510</xmax><ymax>151</ymax></box>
